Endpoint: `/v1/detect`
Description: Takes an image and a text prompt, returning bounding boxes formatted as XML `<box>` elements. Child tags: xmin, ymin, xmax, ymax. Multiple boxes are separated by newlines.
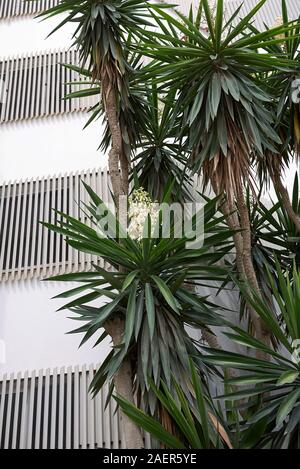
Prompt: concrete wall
<box><xmin>0</xmin><ymin>279</ymin><xmax>110</xmax><ymax>376</ymax></box>
<box><xmin>0</xmin><ymin>114</ymin><xmax>107</xmax><ymax>184</ymax></box>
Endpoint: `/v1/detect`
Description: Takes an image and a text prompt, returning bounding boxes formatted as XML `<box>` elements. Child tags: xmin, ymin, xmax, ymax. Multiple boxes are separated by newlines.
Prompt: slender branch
<box><xmin>272</xmin><ymin>167</ymin><xmax>300</xmax><ymax>233</ymax></box>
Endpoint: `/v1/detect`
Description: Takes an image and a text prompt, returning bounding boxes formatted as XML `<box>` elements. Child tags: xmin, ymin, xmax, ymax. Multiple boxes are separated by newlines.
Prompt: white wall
<box><xmin>0</xmin><ymin>114</ymin><xmax>107</xmax><ymax>184</ymax></box>
<box><xmin>0</xmin><ymin>15</ymin><xmax>75</xmax><ymax>58</ymax></box>
<box><xmin>0</xmin><ymin>279</ymin><xmax>110</xmax><ymax>377</ymax></box>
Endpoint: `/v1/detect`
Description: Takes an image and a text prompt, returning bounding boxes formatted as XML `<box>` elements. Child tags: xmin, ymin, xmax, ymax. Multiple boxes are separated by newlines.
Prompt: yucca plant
<box><xmin>116</xmin><ymin>358</ymin><xmax>272</xmax><ymax>449</ymax></box>
<box><xmin>43</xmin><ymin>181</ymin><xmax>234</xmax><ymax>445</ymax></box>
<box><xmin>254</xmin><ymin>0</ymin><xmax>300</xmax><ymax>233</ymax></box>
<box><xmin>136</xmin><ymin>0</ymin><xmax>300</xmax><ymax>346</ymax></box>
<box><xmin>203</xmin><ymin>261</ymin><xmax>300</xmax><ymax>448</ymax></box>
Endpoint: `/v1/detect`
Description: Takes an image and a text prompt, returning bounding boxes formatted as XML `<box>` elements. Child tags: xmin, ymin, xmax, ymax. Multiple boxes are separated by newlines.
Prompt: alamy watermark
<box><xmin>94</xmin><ymin>190</ymin><xmax>206</xmax><ymax>249</ymax></box>
<box><xmin>292</xmin><ymin>79</ymin><xmax>300</xmax><ymax>104</ymax></box>
<box><xmin>291</xmin><ymin>339</ymin><xmax>300</xmax><ymax>365</ymax></box>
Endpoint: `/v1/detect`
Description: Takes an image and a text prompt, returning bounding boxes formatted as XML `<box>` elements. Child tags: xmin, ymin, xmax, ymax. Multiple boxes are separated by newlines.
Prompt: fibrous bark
<box><xmin>105</xmin><ymin>317</ymin><xmax>144</xmax><ymax>449</ymax></box>
<box><xmin>101</xmin><ymin>69</ymin><xmax>143</xmax><ymax>448</ymax></box>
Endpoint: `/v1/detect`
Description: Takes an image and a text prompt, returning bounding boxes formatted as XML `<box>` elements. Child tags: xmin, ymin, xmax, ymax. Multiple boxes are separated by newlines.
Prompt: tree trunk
<box><xmin>102</xmin><ymin>73</ymin><xmax>129</xmax><ymax>206</ymax></box>
<box><xmin>101</xmin><ymin>71</ymin><xmax>143</xmax><ymax>447</ymax></box>
<box><xmin>235</xmin><ymin>185</ymin><xmax>271</xmax><ymax>351</ymax></box>
<box><xmin>211</xmin><ymin>177</ymin><xmax>270</xmax><ymax>350</ymax></box>
<box><xmin>105</xmin><ymin>317</ymin><xmax>144</xmax><ymax>448</ymax></box>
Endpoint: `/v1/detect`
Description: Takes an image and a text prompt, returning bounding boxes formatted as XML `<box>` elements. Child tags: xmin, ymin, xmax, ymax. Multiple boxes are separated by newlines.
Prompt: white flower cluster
<box><xmin>127</xmin><ymin>188</ymin><xmax>158</xmax><ymax>241</ymax></box>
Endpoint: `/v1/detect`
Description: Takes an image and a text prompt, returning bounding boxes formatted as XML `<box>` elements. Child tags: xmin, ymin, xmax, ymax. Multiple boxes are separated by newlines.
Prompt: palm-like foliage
<box><xmin>116</xmin><ymin>358</ymin><xmax>273</xmax><ymax>449</ymax></box>
<box><xmin>255</xmin><ymin>0</ymin><xmax>300</xmax><ymax>161</ymax></box>
<box><xmin>116</xmin><ymin>359</ymin><xmax>234</xmax><ymax>449</ymax></box>
<box><xmin>246</xmin><ymin>174</ymin><xmax>300</xmax><ymax>277</ymax></box>
<box><xmin>39</xmin><ymin>0</ymin><xmax>150</xmax><ymax>75</ymax></box>
<box><xmin>138</xmin><ymin>0</ymin><xmax>297</xmax><ymax>199</ymax></box>
<box><xmin>250</xmin><ymin>0</ymin><xmax>300</xmax><ymax>233</ymax></box>
<box><xmin>203</xmin><ymin>262</ymin><xmax>300</xmax><ymax>448</ymax></box>
<box><xmin>63</xmin><ymin>35</ymin><xmax>146</xmax><ymax>160</ymax></box>
<box><xmin>43</xmin><ymin>182</ymin><xmax>233</xmax><ymax>414</ymax></box>
<box><xmin>65</xmin><ymin>67</ymin><xmax>191</xmax><ymax>201</ymax></box>
<box><xmin>131</xmin><ymin>84</ymin><xmax>191</xmax><ymax>201</ymax></box>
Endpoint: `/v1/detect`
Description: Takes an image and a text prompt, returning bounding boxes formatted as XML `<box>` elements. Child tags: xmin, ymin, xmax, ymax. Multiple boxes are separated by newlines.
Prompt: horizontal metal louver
<box><xmin>0</xmin><ymin>364</ymin><xmax>123</xmax><ymax>449</ymax></box>
<box><xmin>0</xmin><ymin>49</ymin><xmax>97</xmax><ymax>123</ymax></box>
<box><xmin>0</xmin><ymin>167</ymin><xmax>112</xmax><ymax>282</ymax></box>
<box><xmin>0</xmin><ymin>0</ymin><xmax>60</xmax><ymax>20</ymax></box>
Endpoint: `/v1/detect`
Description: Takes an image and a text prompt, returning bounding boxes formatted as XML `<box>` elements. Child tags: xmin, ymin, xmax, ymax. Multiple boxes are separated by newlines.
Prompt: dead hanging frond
<box><xmin>200</xmin><ymin>117</ymin><xmax>256</xmax><ymax>204</ymax></box>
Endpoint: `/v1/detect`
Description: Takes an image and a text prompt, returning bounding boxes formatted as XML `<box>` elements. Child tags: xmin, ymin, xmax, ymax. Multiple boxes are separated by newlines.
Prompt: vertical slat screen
<box><xmin>0</xmin><ymin>365</ymin><xmax>126</xmax><ymax>449</ymax></box>
<box><xmin>0</xmin><ymin>0</ymin><xmax>60</xmax><ymax>19</ymax></box>
<box><xmin>0</xmin><ymin>168</ymin><xmax>112</xmax><ymax>282</ymax></box>
<box><xmin>0</xmin><ymin>49</ymin><xmax>98</xmax><ymax>123</ymax></box>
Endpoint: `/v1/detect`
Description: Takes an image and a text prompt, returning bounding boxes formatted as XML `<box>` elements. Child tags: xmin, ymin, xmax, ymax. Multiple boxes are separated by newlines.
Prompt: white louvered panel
<box><xmin>0</xmin><ymin>0</ymin><xmax>60</xmax><ymax>19</ymax></box>
<box><xmin>11</xmin><ymin>371</ymin><xmax>22</xmax><ymax>448</ymax></box>
<box><xmin>87</xmin><ymin>365</ymin><xmax>96</xmax><ymax>449</ymax></box>
<box><xmin>103</xmin><ymin>382</ymin><xmax>112</xmax><ymax>449</ymax></box>
<box><xmin>0</xmin><ymin>365</ymin><xmax>125</xmax><ymax>449</ymax></box>
<box><xmin>68</xmin><ymin>172</ymin><xmax>76</xmax><ymax>273</ymax></box>
<box><xmin>34</xmin><ymin>369</ymin><xmax>44</xmax><ymax>449</ymax></box>
<box><xmin>3</xmin><ymin>372</ymin><xmax>14</xmax><ymax>448</ymax></box>
<box><xmin>0</xmin><ymin>59</ymin><xmax>9</xmax><ymax>122</ymax></box>
<box><xmin>58</xmin><ymin>366</ymin><xmax>65</xmax><ymax>449</ymax></box>
<box><xmin>42</xmin><ymin>177</ymin><xmax>50</xmax><ymax>278</ymax></box>
<box><xmin>48</xmin><ymin>175</ymin><xmax>56</xmax><ymax>278</ymax></box>
<box><xmin>66</xmin><ymin>50</ymin><xmax>72</xmax><ymax>114</ymax></box>
<box><xmin>78</xmin><ymin>172</ymin><xmax>86</xmax><ymax>273</ymax></box>
<box><xmin>0</xmin><ymin>50</ymin><xmax>98</xmax><ymax>123</ymax></box>
<box><xmin>29</xmin><ymin>54</ymin><xmax>38</xmax><ymax>119</ymax></box>
<box><xmin>55</xmin><ymin>174</ymin><xmax>62</xmax><ymax>276</ymax></box>
<box><xmin>50</xmin><ymin>367</ymin><xmax>58</xmax><ymax>449</ymax></box>
<box><xmin>61</xmin><ymin>173</ymin><xmax>68</xmax><ymax>274</ymax></box>
<box><xmin>80</xmin><ymin>364</ymin><xmax>88</xmax><ymax>449</ymax></box>
<box><xmin>19</xmin><ymin>370</ymin><xmax>29</xmax><ymax>449</ymax></box>
<box><xmin>19</xmin><ymin>54</ymin><xmax>28</xmax><ymax>119</ymax></box>
<box><xmin>83</xmin><ymin>172</ymin><xmax>92</xmax><ymax>269</ymax></box>
<box><xmin>36</xmin><ymin>177</ymin><xmax>45</xmax><ymax>279</ymax></box>
<box><xmin>4</xmin><ymin>182</ymin><xmax>17</xmax><ymax>281</ymax></box>
<box><xmin>14</xmin><ymin>55</ymin><xmax>23</xmax><ymax>121</ymax></box>
<box><xmin>24</xmin><ymin>53</ymin><xmax>33</xmax><ymax>119</ymax></box>
<box><xmin>73</xmin><ymin>365</ymin><xmax>80</xmax><ymax>449</ymax></box>
<box><xmin>34</xmin><ymin>53</ymin><xmax>43</xmax><ymax>118</ymax></box>
<box><xmin>27</xmin><ymin>370</ymin><xmax>36</xmax><ymax>448</ymax></box>
<box><xmin>0</xmin><ymin>182</ymin><xmax>10</xmax><ymax>274</ymax></box>
<box><xmin>29</xmin><ymin>179</ymin><xmax>39</xmax><ymax>279</ymax></box>
<box><xmin>45</xmin><ymin>51</ymin><xmax>52</xmax><ymax>117</ymax></box>
<box><xmin>59</xmin><ymin>50</ymin><xmax>66</xmax><ymax>116</ymax></box>
<box><xmin>9</xmin><ymin>179</ymin><xmax>22</xmax><ymax>281</ymax></box>
<box><xmin>0</xmin><ymin>374</ymin><xmax>7</xmax><ymax>447</ymax></box>
<box><xmin>66</xmin><ymin>366</ymin><xmax>73</xmax><ymax>449</ymax></box>
<box><xmin>0</xmin><ymin>168</ymin><xmax>110</xmax><ymax>282</ymax></box>
<box><xmin>40</xmin><ymin>52</ymin><xmax>47</xmax><ymax>117</ymax></box>
<box><xmin>3</xmin><ymin>58</ymin><xmax>14</xmax><ymax>122</ymax></box>
<box><xmin>42</xmin><ymin>368</ymin><xmax>51</xmax><ymax>449</ymax></box>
